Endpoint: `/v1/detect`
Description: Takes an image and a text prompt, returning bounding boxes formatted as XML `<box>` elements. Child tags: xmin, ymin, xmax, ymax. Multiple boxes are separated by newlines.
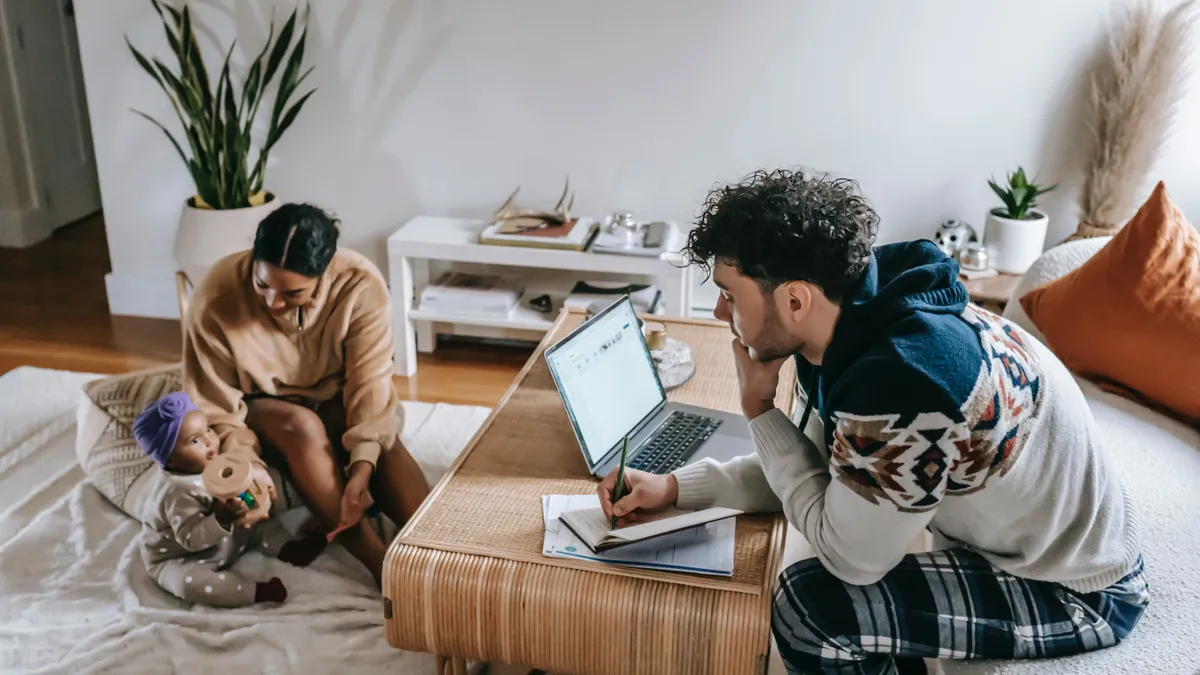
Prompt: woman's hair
<box><xmin>253</xmin><ymin>203</ymin><xmax>341</xmax><ymax>277</ymax></box>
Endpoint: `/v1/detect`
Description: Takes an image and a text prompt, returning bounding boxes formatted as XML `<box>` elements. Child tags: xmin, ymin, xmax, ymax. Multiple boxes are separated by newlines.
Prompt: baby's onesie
<box><xmin>139</xmin><ymin>469</ymin><xmax>292</xmax><ymax>607</ymax></box>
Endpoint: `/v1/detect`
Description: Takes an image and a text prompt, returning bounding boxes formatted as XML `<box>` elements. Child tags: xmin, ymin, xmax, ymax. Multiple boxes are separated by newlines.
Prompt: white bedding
<box><xmin>0</xmin><ymin>366</ymin><xmax>491</xmax><ymax>674</ymax></box>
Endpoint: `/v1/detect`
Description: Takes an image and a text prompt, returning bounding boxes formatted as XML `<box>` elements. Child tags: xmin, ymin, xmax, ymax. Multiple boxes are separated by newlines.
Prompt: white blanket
<box><xmin>0</xmin><ymin>367</ymin><xmax>491</xmax><ymax>674</ymax></box>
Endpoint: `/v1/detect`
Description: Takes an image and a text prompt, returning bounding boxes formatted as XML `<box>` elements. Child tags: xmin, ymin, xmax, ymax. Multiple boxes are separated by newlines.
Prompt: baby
<box><xmin>132</xmin><ymin>391</ymin><xmax>326</xmax><ymax>607</ymax></box>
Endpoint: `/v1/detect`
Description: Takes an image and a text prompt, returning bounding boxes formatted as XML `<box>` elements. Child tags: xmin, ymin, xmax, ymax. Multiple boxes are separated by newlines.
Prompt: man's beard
<box><xmin>746</xmin><ymin>304</ymin><xmax>803</xmax><ymax>362</ymax></box>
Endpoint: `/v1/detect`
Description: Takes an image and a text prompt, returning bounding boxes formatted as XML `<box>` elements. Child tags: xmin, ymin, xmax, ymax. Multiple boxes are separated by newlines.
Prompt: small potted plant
<box><xmin>985</xmin><ymin>167</ymin><xmax>1056</xmax><ymax>274</ymax></box>
<box><xmin>127</xmin><ymin>0</ymin><xmax>316</xmax><ymax>286</ymax></box>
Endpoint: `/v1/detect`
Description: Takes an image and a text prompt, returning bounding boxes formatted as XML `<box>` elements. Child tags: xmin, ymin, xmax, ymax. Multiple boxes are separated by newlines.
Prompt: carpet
<box><xmin>0</xmin><ymin>366</ymin><xmax>491</xmax><ymax>674</ymax></box>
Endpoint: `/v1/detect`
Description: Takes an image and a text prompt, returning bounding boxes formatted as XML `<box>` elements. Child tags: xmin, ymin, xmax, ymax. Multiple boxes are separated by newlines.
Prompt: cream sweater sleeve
<box><xmin>339</xmin><ymin>275</ymin><xmax>400</xmax><ymax>468</ymax></box>
<box><xmin>182</xmin><ymin>308</ymin><xmax>262</xmax><ymax>462</ymax></box>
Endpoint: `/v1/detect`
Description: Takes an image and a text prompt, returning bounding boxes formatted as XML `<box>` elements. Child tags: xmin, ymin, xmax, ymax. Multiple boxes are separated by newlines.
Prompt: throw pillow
<box><xmin>77</xmin><ymin>364</ymin><xmax>181</xmax><ymax>520</ymax></box>
<box><xmin>76</xmin><ymin>364</ymin><xmax>300</xmax><ymax>522</ymax></box>
<box><xmin>1019</xmin><ymin>181</ymin><xmax>1200</xmax><ymax>423</ymax></box>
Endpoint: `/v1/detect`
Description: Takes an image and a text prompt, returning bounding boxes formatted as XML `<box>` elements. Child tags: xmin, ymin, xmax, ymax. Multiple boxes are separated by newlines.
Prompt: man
<box><xmin>598</xmin><ymin>169</ymin><xmax>1146</xmax><ymax>674</ymax></box>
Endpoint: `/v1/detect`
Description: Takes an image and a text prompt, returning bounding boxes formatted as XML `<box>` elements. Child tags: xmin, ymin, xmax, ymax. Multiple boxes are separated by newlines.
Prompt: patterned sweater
<box><xmin>673</xmin><ymin>241</ymin><xmax>1140</xmax><ymax>592</ymax></box>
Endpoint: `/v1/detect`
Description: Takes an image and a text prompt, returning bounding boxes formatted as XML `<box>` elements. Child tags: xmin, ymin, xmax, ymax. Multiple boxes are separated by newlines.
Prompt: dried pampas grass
<box><xmin>1073</xmin><ymin>0</ymin><xmax>1196</xmax><ymax>241</ymax></box>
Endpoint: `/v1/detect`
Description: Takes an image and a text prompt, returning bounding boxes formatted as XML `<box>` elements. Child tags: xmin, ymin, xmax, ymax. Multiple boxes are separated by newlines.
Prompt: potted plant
<box><xmin>985</xmin><ymin>167</ymin><xmax>1056</xmax><ymax>274</ymax></box>
<box><xmin>127</xmin><ymin>0</ymin><xmax>316</xmax><ymax>286</ymax></box>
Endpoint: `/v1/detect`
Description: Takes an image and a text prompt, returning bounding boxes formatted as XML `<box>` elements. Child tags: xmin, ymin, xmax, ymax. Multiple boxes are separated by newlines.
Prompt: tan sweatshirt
<box><xmin>183</xmin><ymin>248</ymin><xmax>400</xmax><ymax>468</ymax></box>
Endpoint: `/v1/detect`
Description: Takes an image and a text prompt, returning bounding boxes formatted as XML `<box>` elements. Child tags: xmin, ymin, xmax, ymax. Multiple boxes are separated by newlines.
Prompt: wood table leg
<box><xmin>436</xmin><ymin>654</ymin><xmax>447</xmax><ymax>675</ymax></box>
<box><xmin>451</xmin><ymin>657</ymin><xmax>468</xmax><ymax>675</ymax></box>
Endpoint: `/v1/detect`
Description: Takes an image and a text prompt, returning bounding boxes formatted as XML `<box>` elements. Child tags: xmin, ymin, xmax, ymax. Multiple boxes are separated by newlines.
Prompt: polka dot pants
<box><xmin>154</xmin><ymin>559</ymin><xmax>258</xmax><ymax>607</ymax></box>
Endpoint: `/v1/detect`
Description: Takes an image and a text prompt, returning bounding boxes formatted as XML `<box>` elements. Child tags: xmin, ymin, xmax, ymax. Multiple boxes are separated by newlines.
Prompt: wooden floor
<box><xmin>0</xmin><ymin>215</ymin><xmax>531</xmax><ymax>408</ymax></box>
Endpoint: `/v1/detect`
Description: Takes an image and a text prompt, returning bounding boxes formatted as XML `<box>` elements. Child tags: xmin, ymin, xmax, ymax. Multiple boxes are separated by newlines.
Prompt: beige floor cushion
<box><xmin>75</xmin><ymin>364</ymin><xmax>182</xmax><ymax>522</ymax></box>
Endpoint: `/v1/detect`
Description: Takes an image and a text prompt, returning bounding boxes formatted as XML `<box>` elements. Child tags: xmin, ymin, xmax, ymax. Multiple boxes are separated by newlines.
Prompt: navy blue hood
<box><xmin>824</xmin><ymin>240</ymin><xmax>967</xmax><ymax>374</ymax></box>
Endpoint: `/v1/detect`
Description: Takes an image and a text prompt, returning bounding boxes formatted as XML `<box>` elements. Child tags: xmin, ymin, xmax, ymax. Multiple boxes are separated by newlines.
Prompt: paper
<box><xmin>541</xmin><ymin>495</ymin><xmax>735</xmax><ymax>577</ymax></box>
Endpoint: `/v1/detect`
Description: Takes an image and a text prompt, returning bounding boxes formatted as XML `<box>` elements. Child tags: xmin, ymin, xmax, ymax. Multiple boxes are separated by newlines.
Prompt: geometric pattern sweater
<box><xmin>674</xmin><ymin>241</ymin><xmax>1140</xmax><ymax>593</ymax></box>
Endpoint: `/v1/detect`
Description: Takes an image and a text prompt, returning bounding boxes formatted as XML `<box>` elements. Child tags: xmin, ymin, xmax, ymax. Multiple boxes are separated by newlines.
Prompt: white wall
<box><xmin>75</xmin><ymin>0</ymin><xmax>1200</xmax><ymax>318</ymax></box>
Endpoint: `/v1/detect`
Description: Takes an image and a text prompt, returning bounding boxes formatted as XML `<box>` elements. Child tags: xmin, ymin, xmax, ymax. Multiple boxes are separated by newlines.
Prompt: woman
<box><xmin>182</xmin><ymin>203</ymin><xmax>430</xmax><ymax>585</ymax></box>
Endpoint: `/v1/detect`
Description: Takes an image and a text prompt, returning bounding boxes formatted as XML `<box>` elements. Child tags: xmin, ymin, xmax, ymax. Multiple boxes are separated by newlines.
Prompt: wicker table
<box><xmin>383</xmin><ymin>309</ymin><xmax>796</xmax><ymax>675</ymax></box>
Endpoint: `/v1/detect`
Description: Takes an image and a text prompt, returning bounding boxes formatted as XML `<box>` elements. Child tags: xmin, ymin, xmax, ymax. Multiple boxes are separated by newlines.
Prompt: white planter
<box><xmin>984</xmin><ymin>208</ymin><xmax>1049</xmax><ymax>274</ymax></box>
<box><xmin>174</xmin><ymin>194</ymin><xmax>281</xmax><ymax>287</ymax></box>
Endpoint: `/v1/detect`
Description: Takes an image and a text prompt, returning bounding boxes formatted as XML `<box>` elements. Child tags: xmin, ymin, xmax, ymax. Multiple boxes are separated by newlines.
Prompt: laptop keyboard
<box><xmin>628</xmin><ymin>411</ymin><xmax>722</xmax><ymax>474</ymax></box>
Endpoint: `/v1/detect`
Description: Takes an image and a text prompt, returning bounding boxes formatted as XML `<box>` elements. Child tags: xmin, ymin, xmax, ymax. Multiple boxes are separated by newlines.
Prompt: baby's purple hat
<box><xmin>132</xmin><ymin>391</ymin><xmax>200</xmax><ymax>466</ymax></box>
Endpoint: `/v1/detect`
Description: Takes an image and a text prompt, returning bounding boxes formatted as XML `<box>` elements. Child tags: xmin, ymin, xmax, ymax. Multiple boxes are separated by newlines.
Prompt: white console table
<box><xmin>386</xmin><ymin>216</ymin><xmax>693</xmax><ymax>376</ymax></box>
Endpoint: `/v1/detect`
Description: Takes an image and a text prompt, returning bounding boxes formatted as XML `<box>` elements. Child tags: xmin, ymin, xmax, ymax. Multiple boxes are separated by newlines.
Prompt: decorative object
<box><xmin>957</xmin><ymin>243</ymin><xmax>991</xmax><ymax>272</ymax></box>
<box><xmin>1020</xmin><ymin>181</ymin><xmax>1200</xmax><ymax>424</ymax></box>
<box><xmin>651</xmin><ymin>337</ymin><xmax>696</xmax><ymax>391</ymax></box>
<box><xmin>1070</xmin><ymin>0</ymin><xmax>1196</xmax><ymax>242</ymax></box>
<box><xmin>932</xmin><ymin>219</ymin><xmax>978</xmax><ymax>259</ymax></box>
<box><xmin>592</xmin><ymin>215</ymin><xmax>677</xmax><ymax>257</ymax></box>
<box><xmin>529</xmin><ymin>293</ymin><xmax>553</xmax><ymax>314</ymax></box>
<box><xmin>127</xmin><ymin>1</ymin><xmax>315</xmax><ymax>284</ymax></box>
<box><xmin>985</xmin><ymin>167</ymin><xmax>1056</xmax><ymax>273</ymax></box>
<box><xmin>492</xmin><ymin>177</ymin><xmax>576</xmax><ymax>232</ymax></box>
<box><xmin>642</xmin><ymin>320</ymin><xmax>667</xmax><ymax>351</ymax></box>
<box><xmin>605</xmin><ymin>211</ymin><xmax>642</xmax><ymax>243</ymax></box>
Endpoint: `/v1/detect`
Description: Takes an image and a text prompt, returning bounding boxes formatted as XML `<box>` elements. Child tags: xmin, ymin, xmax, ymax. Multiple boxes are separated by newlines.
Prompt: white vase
<box><xmin>984</xmin><ymin>208</ymin><xmax>1049</xmax><ymax>274</ymax></box>
<box><xmin>174</xmin><ymin>194</ymin><xmax>282</xmax><ymax>287</ymax></box>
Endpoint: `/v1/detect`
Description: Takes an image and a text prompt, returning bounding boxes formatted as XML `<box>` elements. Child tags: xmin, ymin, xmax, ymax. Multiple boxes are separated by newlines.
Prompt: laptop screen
<box><xmin>545</xmin><ymin>298</ymin><xmax>666</xmax><ymax>468</ymax></box>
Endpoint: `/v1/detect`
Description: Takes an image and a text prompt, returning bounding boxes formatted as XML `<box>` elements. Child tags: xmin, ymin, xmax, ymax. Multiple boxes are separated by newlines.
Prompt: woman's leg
<box><xmin>373</xmin><ymin>437</ymin><xmax>432</xmax><ymax>528</ymax></box>
<box><xmin>314</xmin><ymin>397</ymin><xmax>431</xmax><ymax>530</ymax></box>
<box><xmin>246</xmin><ymin>398</ymin><xmax>386</xmax><ymax>585</ymax></box>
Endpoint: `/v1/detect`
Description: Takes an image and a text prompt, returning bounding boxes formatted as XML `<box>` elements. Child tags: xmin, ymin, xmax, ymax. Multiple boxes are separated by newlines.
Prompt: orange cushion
<box><xmin>1020</xmin><ymin>181</ymin><xmax>1200</xmax><ymax>424</ymax></box>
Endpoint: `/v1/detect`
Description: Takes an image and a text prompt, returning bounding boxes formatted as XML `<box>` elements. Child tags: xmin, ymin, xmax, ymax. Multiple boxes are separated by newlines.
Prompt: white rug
<box><xmin>0</xmin><ymin>366</ymin><xmax>491</xmax><ymax>674</ymax></box>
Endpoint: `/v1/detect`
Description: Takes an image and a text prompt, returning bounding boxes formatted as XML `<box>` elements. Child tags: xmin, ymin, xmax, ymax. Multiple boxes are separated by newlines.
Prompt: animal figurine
<box><xmin>492</xmin><ymin>177</ymin><xmax>576</xmax><ymax>233</ymax></box>
<box><xmin>933</xmin><ymin>220</ymin><xmax>979</xmax><ymax>258</ymax></box>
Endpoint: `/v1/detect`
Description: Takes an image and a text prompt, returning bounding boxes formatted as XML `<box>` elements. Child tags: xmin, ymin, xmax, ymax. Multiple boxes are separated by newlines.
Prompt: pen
<box><xmin>611</xmin><ymin>435</ymin><xmax>629</xmax><ymax>529</ymax></box>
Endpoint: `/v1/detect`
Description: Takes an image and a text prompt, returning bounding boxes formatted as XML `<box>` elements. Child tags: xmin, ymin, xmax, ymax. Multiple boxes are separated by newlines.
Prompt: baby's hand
<box><xmin>213</xmin><ymin>497</ymin><xmax>249</xmax><ymax>529</ymax></box>
<box><xmin>250</xmin><ymin>463</ymin><xmax>278</xmax><ymax>504</ymax></box>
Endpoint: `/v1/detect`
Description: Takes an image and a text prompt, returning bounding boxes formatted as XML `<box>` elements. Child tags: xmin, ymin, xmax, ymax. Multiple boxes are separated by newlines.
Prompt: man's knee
<box><xmin>771</xmin><ymin>558</ymin><xmax>847</xmax><ymax>660</ymax></box>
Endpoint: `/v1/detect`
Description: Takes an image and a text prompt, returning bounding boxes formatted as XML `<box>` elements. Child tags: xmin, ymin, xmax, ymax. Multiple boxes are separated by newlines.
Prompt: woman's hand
<box><xmin>330</xmin><ymin>461</ymin><xmax>375</xmax><ymax>541</ymax></box>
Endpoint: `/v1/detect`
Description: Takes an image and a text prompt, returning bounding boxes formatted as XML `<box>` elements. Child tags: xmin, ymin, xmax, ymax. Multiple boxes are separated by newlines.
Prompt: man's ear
<box><xmin>781</xmin><ymin>281</ymin><xmax>813</xmax><ymax>321</ymax></box>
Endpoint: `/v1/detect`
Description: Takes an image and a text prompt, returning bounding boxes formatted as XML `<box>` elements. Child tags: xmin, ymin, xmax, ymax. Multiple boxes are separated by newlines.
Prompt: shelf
<box><xmin>387</xmin><ymin>216</ymin><xmax>688</xmax><ymax>277</ymax></box>
<box><xmin>409</xmin><ymin>304</ymin><xmax>556</xmax><ymax>332</ymax></box>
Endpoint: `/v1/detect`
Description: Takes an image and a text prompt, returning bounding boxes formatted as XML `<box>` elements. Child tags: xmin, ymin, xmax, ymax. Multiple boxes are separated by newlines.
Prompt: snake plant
<box><xmin>127</xmin><ymin>0</ymin><xmax>315</xmax><ymax>209</ymax></box>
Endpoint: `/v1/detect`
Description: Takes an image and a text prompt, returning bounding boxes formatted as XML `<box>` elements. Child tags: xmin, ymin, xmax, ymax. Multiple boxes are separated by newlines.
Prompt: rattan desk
<box><xmin>383</xmin><ymin>309</ymin><xmax>796</xmax><ymax>675</ymax></box>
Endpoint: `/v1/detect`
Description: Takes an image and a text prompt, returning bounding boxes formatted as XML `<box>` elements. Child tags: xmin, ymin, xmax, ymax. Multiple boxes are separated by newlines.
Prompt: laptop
<box><xmin>544</xmin><ymin>296</ymin><xmax>754</xmax><ymax>478</ymax></box>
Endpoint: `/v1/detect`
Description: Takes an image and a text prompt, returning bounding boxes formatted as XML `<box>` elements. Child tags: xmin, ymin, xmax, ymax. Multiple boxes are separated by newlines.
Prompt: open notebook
<box><xmin>559</xmin><ymin>504</ymin><xmax>742</xmax><ymax>553</ymax></box>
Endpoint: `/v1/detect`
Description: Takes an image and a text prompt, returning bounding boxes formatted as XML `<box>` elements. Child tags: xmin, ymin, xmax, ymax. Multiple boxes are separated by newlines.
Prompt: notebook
<box><xmin>559</xmin><ymin>504</ymin><xmax>742</xmax><ymax>553</ymax></box>
<box><xmin>541</xmin><ymin>494</ymin><xmax>737</xmax><ymax>577</ymax></box>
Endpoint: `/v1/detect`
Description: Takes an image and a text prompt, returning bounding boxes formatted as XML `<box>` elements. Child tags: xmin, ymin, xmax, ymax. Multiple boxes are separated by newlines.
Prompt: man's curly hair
<box><xmin>684</xmin><ymin>168</ymin><xmax>879</xmax><ymax>303</ymax></box>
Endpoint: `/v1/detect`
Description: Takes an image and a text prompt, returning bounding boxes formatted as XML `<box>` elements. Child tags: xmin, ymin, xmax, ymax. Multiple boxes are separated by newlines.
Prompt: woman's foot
<box><xmin>278</xmin><ymin>530</ymin><xmax>328</xmax><ymax>567</ymax></box>
<box><xmin>255</xmin><ymin>577</ymin><xmax>288</xmax><ymax>603</ymax></box>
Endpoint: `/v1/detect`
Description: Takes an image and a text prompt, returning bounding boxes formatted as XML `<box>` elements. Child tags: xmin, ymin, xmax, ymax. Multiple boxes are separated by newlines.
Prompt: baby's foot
<box><xmin>277</xmin><ymin>530</ymin><xmax>328</xmax><ymax>568</ymax></box>
<box><xmin>255</xmin><ymin>577</ymin><xmax>288</xmax><ymax>604</ymax></box>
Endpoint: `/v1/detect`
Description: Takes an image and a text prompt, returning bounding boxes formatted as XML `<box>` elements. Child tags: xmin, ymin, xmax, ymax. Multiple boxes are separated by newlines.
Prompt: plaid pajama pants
<box><xmin>771</xmin><ymin>549</ymin><xmax>1148</xmax><ymax>675</ymax></box>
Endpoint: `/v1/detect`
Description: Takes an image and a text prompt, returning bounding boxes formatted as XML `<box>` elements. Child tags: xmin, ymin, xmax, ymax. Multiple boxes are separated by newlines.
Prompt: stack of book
<box><xmin>478</xmin><ymin>217</ymin><xmax>599</xmax><ymax>252</ymax></box>
<box><xmin>562</xmin><ymin>281</ymin><xmax>663</xmax><ymax>315</ymax></box>
<box><xmin>418</xmin><ymin>272</ymin><xmax>523</xmax><ymax>318</ymax></box>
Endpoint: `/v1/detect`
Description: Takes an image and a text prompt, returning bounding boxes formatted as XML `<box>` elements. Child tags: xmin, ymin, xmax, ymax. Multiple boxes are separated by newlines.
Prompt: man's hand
<box><xmin>330</xmin><ymin>461</ymin><xmax>374</xmax><ymax>542</ymax></box>
<box><xmin>732</xmin><ymin>337</ymin><xmax>787</xmax><ymax>419</ymax></box>
<box><xmin>213</xmin><ymin>497</ymin><xmax>249</xmax><ymax>530</ymax></box>
<box><xmin>598</xmin><ymin>468</ymin><xmax>678</xmax><ymax>527</ymax></box>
